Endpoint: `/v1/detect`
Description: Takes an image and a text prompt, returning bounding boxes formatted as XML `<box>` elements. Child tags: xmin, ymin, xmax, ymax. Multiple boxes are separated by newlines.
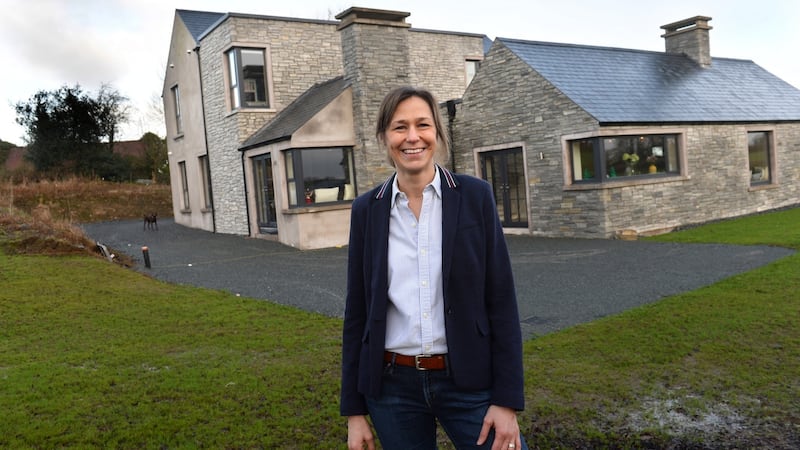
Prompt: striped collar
<box><xmin>375</xmin><ymin>165</ymin><xmax>457</xmax><ymax>200</ymax></box>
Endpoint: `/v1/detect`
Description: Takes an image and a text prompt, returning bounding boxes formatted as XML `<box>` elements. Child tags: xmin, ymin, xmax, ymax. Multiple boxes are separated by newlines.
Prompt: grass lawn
<box><xmin>1</xmin><ymin>181</ymin><xmax>799</xmax><ymax>448</ymax></box>
<box><xmin>0</xmin><ymin>253</ymin><xmax>343</xmax><ymax>448</ymax></box>
<box><xmin>520</xmin><ymin>208</ymin><xmax>800</xmax><ymax>447</ymax></box>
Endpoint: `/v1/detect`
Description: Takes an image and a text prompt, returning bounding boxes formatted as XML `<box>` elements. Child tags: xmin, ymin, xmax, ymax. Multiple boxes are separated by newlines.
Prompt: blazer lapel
<box><xmin>440</xmin><ymin>167</ymin><xmax>461</xmax><ymax>285</ymax></box>
<box><xmin>368</xmin><ymin>175</ymin><xmax>393</xmax><ymax>322</ymax></box>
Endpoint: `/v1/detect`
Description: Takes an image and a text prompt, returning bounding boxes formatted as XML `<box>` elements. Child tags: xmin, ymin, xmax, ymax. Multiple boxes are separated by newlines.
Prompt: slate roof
<box><xmin>499</xmin><ymin>38</ymin><xmax>800</xmax><ymax>124</ymax></box>
<box><xmin>240</xmin><ymin>76</ymin><xmax>350</xmax><ymax>150</ymax></box>
<box><xmin>176</xmin><ymin>9</ymin><xmax>226</xmax><ymax>43</ymax></box>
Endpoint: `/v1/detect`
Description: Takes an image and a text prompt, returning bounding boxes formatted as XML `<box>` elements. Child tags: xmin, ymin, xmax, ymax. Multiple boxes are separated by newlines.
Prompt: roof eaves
<box><xmin>239</xmin><ymin>76</ymin><xmax>350</xmax><ymax>151</ymax></box>
<box><xmin>196</xmin><ymin>13</ymin><xmax>230</xmax><ymax>42</ymax></box>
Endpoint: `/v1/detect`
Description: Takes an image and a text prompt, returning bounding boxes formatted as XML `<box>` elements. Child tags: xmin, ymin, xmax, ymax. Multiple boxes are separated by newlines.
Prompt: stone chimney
<box><xmin>661</xmin><ymin>16</ymin><xmax>712</xmax><ymax>68</ymax></box>
<box><xmin>336</xmin><ymin>7</ymin><xmax>412</xmax><ymax>187</ymax></box>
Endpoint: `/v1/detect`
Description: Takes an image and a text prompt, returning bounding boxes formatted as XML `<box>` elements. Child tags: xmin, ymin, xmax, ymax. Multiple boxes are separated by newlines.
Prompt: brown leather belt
<box><xmin>384</xmin><ymin>351</ymin><xmax>447</xmax><ymax>370</ymax></box>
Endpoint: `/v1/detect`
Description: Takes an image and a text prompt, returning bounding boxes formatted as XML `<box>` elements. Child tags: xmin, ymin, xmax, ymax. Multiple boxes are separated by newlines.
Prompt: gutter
<box><xmin>195</xmin><ymin>45</ymin><xmax>216</xmax><ymax>233</ymax></box>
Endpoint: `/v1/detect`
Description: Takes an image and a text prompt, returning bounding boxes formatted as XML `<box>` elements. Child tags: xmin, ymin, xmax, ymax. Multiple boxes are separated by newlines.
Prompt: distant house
<box><xmin>3</xmin><ymin>140</ymin><xmax>147</xmax><ymax>177</ymax></box>
<box><xmin>163</xmin><ymin>9</ymin><xmax>800</xmax><ymax>249</ymax></box>
<box><xmin>453</xmin><ymin>16</ymin><xmax>800</xmax><ymax>238</ymax></box>
<box><xmin>111</xmin><ymin>140</ymin><xmax>146</xmax><ymax>159</ymax></box>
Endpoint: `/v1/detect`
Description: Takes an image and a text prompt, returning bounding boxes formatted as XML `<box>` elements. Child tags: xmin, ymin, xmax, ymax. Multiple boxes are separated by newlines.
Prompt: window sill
<box><xmin>179</xmin><ymin>209</ymin><xmax>192</xmax><ymax>214</ymax></box>
<box><xmin>748</xmin><ymin>182</ymin><xmax>778</xmax><ymax>192</ymax></box>
<box><xmin>173</xmin><ymin>133</ymin><xmax>185</xmax><ymax>141</ymax></box>
<box><xmin>565</xmin><ymin>174</ymin><xmax>688</xmax><ymax>190</ymax></box>
<box><xmin>283</xmin><ymin>202</ymin><xmax>352</xmax><ymax>215</ymax></box>
<box><xmin>225</xmin><ymin>107</ymin><xmax>276</xmax><ymax>117</ymax></box>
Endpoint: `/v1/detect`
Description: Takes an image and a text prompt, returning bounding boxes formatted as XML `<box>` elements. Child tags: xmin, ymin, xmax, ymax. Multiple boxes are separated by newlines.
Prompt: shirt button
<box><xmin>421</xmin><ymin>281</ymin><xmax>428</xmax><ymax>287</ymax></box>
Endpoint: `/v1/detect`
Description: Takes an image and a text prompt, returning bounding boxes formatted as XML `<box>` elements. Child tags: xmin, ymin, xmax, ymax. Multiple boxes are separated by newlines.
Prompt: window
<box><xmin>465</xmin><ymin>59</ymin><xmax>481</xmax><ymax>86</ymax></box>
<box><xmin>226</xmin><ymin>47</ymin><xmax>270</xmax><ymax>109</ymax></box>
<box><xmin>199</xmin><ymin>155</ymin><xmax>212</xmax><ymax>210</ymax></box>
<box><xmin>178</xmin><ymin>161</ymin><xmax>190</xmax><ymax>210</ymax></box>
<box><xmin>570</xmin><ymin>134</ymin><xmax>681</xmax><ymax>183</ymax></box>
<box><xmin>748</xmin><ymin>131</ymin><xmax>772</xmax><ymax>185</ymax></box>
<box><xmin>285</xmin><ymin>147</ymin><xmax>356</xmax><ymax>207</ymax></box>
<box><xmin>171</xmin><ymin>85</ymin><xmax>182</xmax><ymax>134</ymax></box>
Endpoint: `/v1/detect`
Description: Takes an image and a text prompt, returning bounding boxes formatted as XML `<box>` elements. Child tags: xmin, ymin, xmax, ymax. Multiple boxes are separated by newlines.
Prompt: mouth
<box><xmin>401</xmin><ymin>147</ymin><xmax>426</xmax><ymax>155</ymax></box>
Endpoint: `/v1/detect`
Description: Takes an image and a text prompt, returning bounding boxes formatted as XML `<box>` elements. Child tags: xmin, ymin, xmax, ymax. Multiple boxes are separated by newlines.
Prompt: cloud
<box><xmin>1</xmin><ymin>0</ymin><xmax>130</xmax><ymax>87</ymax></box>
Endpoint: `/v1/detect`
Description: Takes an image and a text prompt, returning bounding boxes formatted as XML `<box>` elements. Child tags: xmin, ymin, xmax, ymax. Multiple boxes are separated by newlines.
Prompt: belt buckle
<box><xmin>414</xmin><ymin>354</ymin><xmax>432</xmax><ymax>370</ymax></box>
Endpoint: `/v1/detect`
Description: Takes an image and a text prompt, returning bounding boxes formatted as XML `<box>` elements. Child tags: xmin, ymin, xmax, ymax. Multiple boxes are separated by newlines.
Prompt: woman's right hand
<box><xmin>347</xmin><ymin>415</ymin><xmax>376</xmax><ymax>450</ymax></box>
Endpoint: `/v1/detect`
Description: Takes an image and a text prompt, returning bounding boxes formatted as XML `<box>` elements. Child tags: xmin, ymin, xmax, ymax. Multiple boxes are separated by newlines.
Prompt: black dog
<box><xmin>143</xmin><ymin>213</ymin><xmax>158</xmax><ymax>231</ymax></box>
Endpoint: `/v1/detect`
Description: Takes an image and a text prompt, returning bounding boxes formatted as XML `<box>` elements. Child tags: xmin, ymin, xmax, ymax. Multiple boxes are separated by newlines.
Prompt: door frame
<box><xmin>252</xmin><ymin>153</ymin><xmax>278</xmax><ymax>234</ymax></box>
<box><xmin>473</xmin><ymin>142</ymin><xmax>530</xmax><ymax>232</ymax></box>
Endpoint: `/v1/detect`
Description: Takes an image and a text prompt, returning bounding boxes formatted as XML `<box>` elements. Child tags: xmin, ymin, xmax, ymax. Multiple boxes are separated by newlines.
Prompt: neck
<box><xmin>396</xmin><ymin>165</ymin><xmax>436</xmax><ymax>197</ymax></box>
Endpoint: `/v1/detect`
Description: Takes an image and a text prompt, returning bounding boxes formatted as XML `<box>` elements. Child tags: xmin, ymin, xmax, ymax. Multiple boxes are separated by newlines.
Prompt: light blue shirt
<box><xmin>385</xmin><ymin>170</ymin><xmax>448</xmax><ymax>356</ymax></box>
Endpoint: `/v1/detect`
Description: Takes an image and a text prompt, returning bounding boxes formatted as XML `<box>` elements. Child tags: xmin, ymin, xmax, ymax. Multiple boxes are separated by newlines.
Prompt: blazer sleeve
<box><xmin>481</xmin><ymin>181</ymin><xmax>525</xmax><ymax>411</ymax></box>
<box><xmin>444</xmin><ymin>175</ymin><xmax>525</xmax><ymax>411</ymax></box>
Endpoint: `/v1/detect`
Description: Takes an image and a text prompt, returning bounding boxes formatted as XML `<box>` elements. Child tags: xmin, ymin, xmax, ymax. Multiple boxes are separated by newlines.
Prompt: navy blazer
<box><xmin>340</xmin><ymin>166</ymin><xmax>525</xmax><ymax>416</ymax></box>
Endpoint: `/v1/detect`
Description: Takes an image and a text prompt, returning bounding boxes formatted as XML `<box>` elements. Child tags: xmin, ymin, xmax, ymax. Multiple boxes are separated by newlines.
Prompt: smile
<box><xmin>402</xmin><ymin>148</ymin><xmax>426</xmax><ymax>155</ymax></box>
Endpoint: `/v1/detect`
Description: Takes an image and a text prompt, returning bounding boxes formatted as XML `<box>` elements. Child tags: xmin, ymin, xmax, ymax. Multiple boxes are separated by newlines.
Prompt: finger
<box><xmin>476</xmin><ymin>420</ymin><xmax>492</xmax><ymax>445</ymax></box>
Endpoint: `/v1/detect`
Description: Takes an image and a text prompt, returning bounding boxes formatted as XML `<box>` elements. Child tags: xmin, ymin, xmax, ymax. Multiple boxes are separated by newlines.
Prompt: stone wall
<box><xmin>408</xmin><ymin>30</ymin><xmax>485</xmax><ymax>102</ymax></box>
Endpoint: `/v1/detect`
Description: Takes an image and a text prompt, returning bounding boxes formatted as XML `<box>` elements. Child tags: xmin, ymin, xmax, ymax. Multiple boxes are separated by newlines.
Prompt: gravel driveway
<box><xmin>82</xmin><ymin>218</ymin><xmax>794</xmax><ymax>339</ymax></box>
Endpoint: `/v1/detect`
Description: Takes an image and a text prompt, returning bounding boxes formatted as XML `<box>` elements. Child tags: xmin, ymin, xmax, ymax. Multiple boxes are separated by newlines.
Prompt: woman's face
<box><xmin>385</xmin><ymin>96</ymin><xmax>438</xmax><ymax>177</ymax></box>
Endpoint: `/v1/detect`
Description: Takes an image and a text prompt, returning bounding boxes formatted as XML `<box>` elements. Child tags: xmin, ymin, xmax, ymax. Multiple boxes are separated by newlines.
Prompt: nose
<box><xmin>406</xmin><ymin>126</ymin><xmax>419</xmax><ymax>142</ymax></box>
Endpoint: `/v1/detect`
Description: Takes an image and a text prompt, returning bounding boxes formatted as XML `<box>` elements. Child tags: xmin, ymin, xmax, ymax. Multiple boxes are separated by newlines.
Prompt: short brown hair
<box><xmin>375</xmin><ymin>86</ymin><xmax>450</xmax><ymax>167</ymax></box>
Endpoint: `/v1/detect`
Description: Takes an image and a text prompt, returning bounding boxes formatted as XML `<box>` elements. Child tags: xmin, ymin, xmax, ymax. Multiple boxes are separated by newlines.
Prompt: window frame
<box><xmin>223</xmin><ymin>45</ymin><xmax>273</xmax><ymax>111</ymax></box>
<box><xmin>178</xmin><ymin>161</ymin><xmax>190</xmax><ymax>211</ymax></box>
<box><xmin>564</xmin><ymin>131</ymin><xmax>685</xmax><ymax>186</ymax></box>
<box><xmin>198</xmin><ymin>155</ymin><xmax>213</xmax><ymax>211</ymax></box>
<box><xmin>746</xmin><ymin>129</ymin><xmax>775</xmax><ymax>187</ymax></box>
<box><xmin>170</xmin><ymin>84</ymin><xmax>182</xmax><ymax>135</ymax></box>
<box><xmin>465</xmin><ymin>59</ymin><xmax>481</xmax><ymax>87</ymax></box>
<box><xmin>284</xmin><ymin>147</ymin><xmax>357</xmax><ymax>208</ymax></box>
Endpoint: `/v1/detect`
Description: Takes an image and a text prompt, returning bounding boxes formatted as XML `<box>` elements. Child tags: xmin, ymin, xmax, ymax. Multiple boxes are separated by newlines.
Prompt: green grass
<box><xmin>0</xmin><ymin>254</ymin><xmax>343</xmax><ymax>448</ymax></box>
<box><xmin>521</xmin><ymin>208</ymin><xmax>800</xmax><ymax>447</ymax></box>
<box><xmin>2</xmin><ymin>207</ymin><xmax>800</xmax><ymax>448</ymax></box>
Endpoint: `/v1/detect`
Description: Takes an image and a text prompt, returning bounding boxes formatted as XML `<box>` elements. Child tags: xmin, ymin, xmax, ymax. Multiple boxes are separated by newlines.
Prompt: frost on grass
<box><xmin>627</xmin><ymin>392</ymin><xmax>746</xmax><ymax>436</ymax></box>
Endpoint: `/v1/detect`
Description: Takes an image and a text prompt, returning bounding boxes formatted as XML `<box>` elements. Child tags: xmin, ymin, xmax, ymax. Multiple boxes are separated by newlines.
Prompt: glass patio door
<box><xmin>479</xmin><ymin>148</ymin><xmax>528</xmax><ymax>228</ymax></box>
<box><xmin>253</xmin><ymin>154</ymin><xmax>277</xmax><ymax>233</ymax></box>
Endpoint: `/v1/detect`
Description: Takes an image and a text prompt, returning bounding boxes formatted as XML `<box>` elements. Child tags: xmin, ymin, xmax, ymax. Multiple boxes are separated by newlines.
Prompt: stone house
<box><xmin>453</xmin><ymin>16</ymin><xmax>800</xmax><ymax>238</ymax></box>
<box><xmin>164</xmin><ymin>8</ymin><xmax>800</xmax><ymax>249</ymax></box>
<box><xmin>162</xmin><ymin>7</ymin><xmax>486</xmax><ymax>249</ymax></box>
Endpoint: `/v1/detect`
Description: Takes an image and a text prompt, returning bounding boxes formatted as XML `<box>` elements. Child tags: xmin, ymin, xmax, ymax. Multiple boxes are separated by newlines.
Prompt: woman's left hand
<box><xmin>476</xmin><ymin>405</ymin><xmax>522</xmax><ymax>450</ymax></box>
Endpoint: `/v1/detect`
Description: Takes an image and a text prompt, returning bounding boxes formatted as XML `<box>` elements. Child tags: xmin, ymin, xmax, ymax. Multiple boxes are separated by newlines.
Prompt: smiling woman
<box><xmin>342</xmin><ymin>86</ymin><xmax>528</xmax><ymax>450</ymax></box>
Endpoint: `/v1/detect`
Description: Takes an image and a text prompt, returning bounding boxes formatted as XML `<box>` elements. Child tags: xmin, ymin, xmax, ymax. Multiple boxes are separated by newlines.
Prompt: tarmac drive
<box><xmin>82</xmin><ymin>218</ymin><xmax>794</xmax><ymax>339</ymax></box>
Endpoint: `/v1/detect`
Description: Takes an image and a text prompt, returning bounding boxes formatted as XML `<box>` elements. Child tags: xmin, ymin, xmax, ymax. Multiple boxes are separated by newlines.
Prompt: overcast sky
<box><xmin>1</xmin><ymin>0</ymin><xmax>798</xmax><ymax>146</ymax></box>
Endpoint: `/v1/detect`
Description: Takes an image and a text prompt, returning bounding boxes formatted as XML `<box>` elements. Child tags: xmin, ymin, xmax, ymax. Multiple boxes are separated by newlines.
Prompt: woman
<box><xmin>341</xmin><ymin>86</ymin><xmax>528</xmax><ymax>450</ymax></box>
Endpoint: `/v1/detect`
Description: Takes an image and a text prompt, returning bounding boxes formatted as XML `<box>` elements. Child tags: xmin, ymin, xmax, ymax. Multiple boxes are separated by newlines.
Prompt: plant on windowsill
<box><xmin>622</xmin><ymin>153</ymin><xmax>639</xmax><ymax>175</ymax></box>
<box><xmin>647</xmin><ymin>155</ymin><xmax>658</xmax><ymax>174</ymax></box>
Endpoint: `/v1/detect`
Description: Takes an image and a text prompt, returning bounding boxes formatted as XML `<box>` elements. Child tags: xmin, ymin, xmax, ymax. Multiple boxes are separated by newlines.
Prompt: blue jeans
<box><xmin>366</xmin><ymin>363</ymin><xmax>529</xmax><ymax>450</ymax></box>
